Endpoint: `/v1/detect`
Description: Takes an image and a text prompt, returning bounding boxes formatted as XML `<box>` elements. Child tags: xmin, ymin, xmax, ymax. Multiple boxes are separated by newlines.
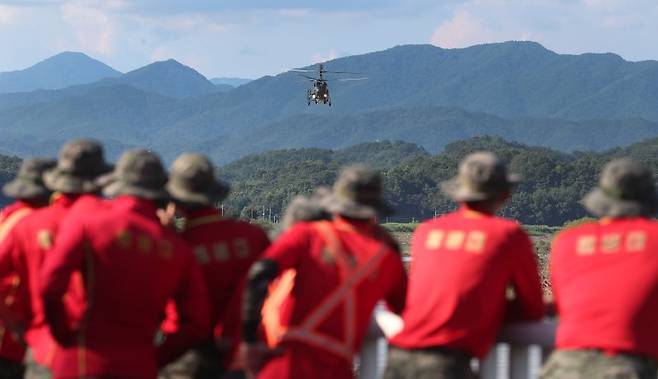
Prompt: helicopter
<box><xmin>292</xmin><ymin>64</ymin><xmax>366</xmax><ymax>106</ymax></box>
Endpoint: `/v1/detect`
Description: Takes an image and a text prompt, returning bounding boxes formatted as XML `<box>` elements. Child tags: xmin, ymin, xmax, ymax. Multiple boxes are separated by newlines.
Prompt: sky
<box><xmin>1</xmin><ymin>0</ymin><xmax>658</xmax><ymax>79</ymax></box>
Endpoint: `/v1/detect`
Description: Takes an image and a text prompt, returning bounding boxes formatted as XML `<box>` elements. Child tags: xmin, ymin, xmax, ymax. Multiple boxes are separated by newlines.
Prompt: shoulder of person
<box><xmin>371</xmin><ymin>224</ymin><xmax>401</xmax><ymax>253</ymax></box>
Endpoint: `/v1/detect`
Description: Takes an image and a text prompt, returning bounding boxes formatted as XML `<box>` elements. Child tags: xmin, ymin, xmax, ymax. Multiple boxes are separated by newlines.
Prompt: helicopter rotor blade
<box><xmin>296</xmin><ymin>73</ymin><xmax>320</xmax><ymax>81</ymax></box>
<box><xmin>290</xmin><ymin>69</ymin><xmax>316</xmax><ymax>73</ymax></box>
<box><xmin>323</xmin><ymin>77</ymin><xmax>368</xmax><ymax>82</ymax></box>
<box><xmin>336</xmin><ymin>77</ymin><xmax>368</xmax><ymax>81</ymax></box>
<box><xmin>321</xmin><ymin>70</ymin><xmax>363</xmax><ymax>75</ymax></box>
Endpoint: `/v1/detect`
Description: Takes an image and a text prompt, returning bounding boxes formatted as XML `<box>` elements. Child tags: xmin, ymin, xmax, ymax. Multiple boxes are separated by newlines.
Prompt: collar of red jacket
<box><xmin>50</xmin><ymin>192</ymin><xmax>83</xmax><ymax>208</ymax></box>
<box><xmin>186</xmin><ymin>206</ymin><xmax>220</xmax><ymax>220</ymax></box>
<box><xmin>111</xmin><ymin>195</ymin><xmax>159</xmax><ymax>220</ymax></box>
<box><xmin>332</xmin><ymin>214</ymin><xmax>377</xmax><ymax>234</ymax></box>
<box><xmin>458</xmin><ymin>204</ymin><xmax>494</xmax><ymax>219</ymax></box>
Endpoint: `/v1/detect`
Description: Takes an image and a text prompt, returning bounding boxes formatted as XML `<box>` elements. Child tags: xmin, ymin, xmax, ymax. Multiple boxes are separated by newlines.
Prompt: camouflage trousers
<box><xmin>383</xmin><ymin>346</ymin><xmax>477</xmax><ymax>379</ymax></box>
<box><xmin>23</xmin><ymin>350</ymin><xmax>51</xmax><ymax>379</ymax></box>
<box><xmin>541</xmin><ymin>350</ymin><xmax>658</xmax><ymax>379</ymax></box>
<box><xmin>0</xmin><ymin>357</ymin><xmax>24</xmax><ymax>379</ymax></box>
<box><xmin>158</xmin><ymin>349</ymin><xmax>225</xmax><ymax>379</ymax></box>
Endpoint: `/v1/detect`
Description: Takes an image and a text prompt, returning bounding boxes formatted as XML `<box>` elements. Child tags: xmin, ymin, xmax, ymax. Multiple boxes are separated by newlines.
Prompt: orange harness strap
<box><xmin>280</xmin><ymin>221</ymin><xmax>388</xmax><ymax>361</ymax></box>
<box><xmin>0</xmin><ymin>207</ymin><xmax>32</xmax><ymax>243</ymax></box>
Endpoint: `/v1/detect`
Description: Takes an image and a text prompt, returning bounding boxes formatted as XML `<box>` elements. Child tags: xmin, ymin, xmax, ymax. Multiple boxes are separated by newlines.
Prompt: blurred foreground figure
<box><xmin>0</xmin><ymin>158</ymin><xmax>55</xmax><ymax>378</ymax></box>
<box><xmin>40</xmin><ymin>150</ymin><xmax>210</xmax><ymax>379</ymax></box>
<box><xmin>386</xmin><ymin>152</ymin><xmax>544</xmax><ymax>379</ymax></box>
<box><xmin>0</xmin><ymin>140</ymin><xmax>111</xmax><ymax>379</ymax></box>
<box><xmin>159</xmin><ymin>153</ymin><xmax>269</xmax><ymax>379</ymax></box>
<box><xmin>242</xmin><ymin>164</ymin><xmax>407</xmax><ymax>379</ymax></box>
<box><xmin>542</xmin><ymin>159</ymin><xmax>658</xmax><ymax>379</ymax></box>
<box><xmin>277</xmin><ymin>187</ymin><xmax>331</xmax><ymax>235</ymax></box>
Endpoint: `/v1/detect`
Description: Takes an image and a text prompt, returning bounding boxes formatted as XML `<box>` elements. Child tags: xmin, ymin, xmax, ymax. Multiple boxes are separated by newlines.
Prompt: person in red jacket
<box><xmin>542</xmin><ymin>158</ymin><xmax>658</xmax><ymax>379</ymax></box>
<box><xmin>241</xmin><ymin>164</ymin><xmax>408</xmax><ymax>379</ymax></box>
<box><xmin>40</xmin><ymin>149</ymin><xmax>211</xmax><ymax>379</ymax></box>
<box><xmin>0</xmin><ymin>140</ymin><xmax>111</xmax><ymax>379</ymax></box>
<box><xmin>0</xmin><ymin>158</ymin><xmax>55</xmax><ymax>379</ymax></box>
<box><xmin>386</xmin><ymin>152</ymin><xmax>545</xmax><ymax>379</ymax></box>
<box><xmin>158</xmin><ymin>153</ymin><xmax>270</xmax><ymax>379</ymax></box>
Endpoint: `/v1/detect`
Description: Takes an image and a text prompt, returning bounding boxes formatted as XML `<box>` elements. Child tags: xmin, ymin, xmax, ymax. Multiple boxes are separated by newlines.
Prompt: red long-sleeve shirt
<box><xmin>551</xmin><ymin>217</ymin><xmax>658</xmax><ymax>359</ymax></box>
<box><xmin>179</xmin><ymin>207</ymin><xmax>269</xmax><ymax>367</ymax></box>
<box><xmin>0</xmin><ymin>194</ymin><xmax>93</xmax><ymax>367</ymax></box>
<box><xmin>258</xmin><ymin>217</ymin><xmax>407</xmax><ymax>379</ymax></box>
<box><xmin>390</xmin><ymin>207</ymin><xmax>544</xmax><ymax>358</ymax></box>
<box><xmin>40</xmin><ymin>196</ymin><xmax>210</xmax><ymax>378</ymax></box>
<box><xmin>0</xmin><ymin>201</ymin><xmax>36</xmax><ymax>363</ymax></box>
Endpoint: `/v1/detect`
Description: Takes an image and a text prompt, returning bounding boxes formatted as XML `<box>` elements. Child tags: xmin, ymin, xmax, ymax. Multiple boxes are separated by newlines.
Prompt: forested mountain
<box><xmin>110</xmin><ymin>59</ymin><xmax>218</xmax><ymax>98</ymax></box>
<box><xmin>2</xmin><ymin>42</ymin><xmax>658</xmax><ymax>162</ymax></box>
<box><xmin>210</xmin><ymin>77</ymin><xmax>252</xmax><ymax>87</ymax></box>
<box><xmin>0</xmin><ymin>137</ymin><xmax>656</xmax><ymax>225</ymax></box>
<box><xmin>0</xmin><ymin>52</ymin><xmax>121</xmax><ymax>94</ymax></box>
<box><xmin>219</xmin><ymin>137</ymin><xmax>658</xmax><ymax>226</ymax></box>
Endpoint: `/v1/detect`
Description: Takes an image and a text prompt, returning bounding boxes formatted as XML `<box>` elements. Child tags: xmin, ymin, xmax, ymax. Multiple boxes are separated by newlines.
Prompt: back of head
<box><xmin>167</xmin><ymin>152</ymin><xmax>229</xmax><ymax>208</ymax></box>
<box><xmin>583</xmin><ymin>158</ymin><xmax>657</xmax><ymax>218</ymax></box>
<box><xmin>279</xmin><ymin>187</ymin><xmax>332</xmax><ymax>233</ymax></box>
<box><xmin>2</xmin><ymin>158</ymin><xmax>56</xmax><ymax>201</ymax></box>
<box><xmin>44</xmin><ymin>139</ymin><xmax>112</xmax><ymax>194</ymax></box>
<box><xmin>441</xmin><ymin>151</ymin><xmax>519</xmax><ymax>214</ymax></box>
<box><xmin>323</xmin><ymin>164</ymin><xmax>392</xmax><ymax>220</ymax></box>
<box><xmin>103</xmin><ymin>149</ymin><xmax>169</xmax><ymax>201</ymax></box>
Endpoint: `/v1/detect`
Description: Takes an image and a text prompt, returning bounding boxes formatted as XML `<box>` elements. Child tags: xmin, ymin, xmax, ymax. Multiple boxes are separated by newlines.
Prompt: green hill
<box><xmin>220</xmin><ymin>137</ymin><xmax>658</xmax><ymax>226</ymax></box>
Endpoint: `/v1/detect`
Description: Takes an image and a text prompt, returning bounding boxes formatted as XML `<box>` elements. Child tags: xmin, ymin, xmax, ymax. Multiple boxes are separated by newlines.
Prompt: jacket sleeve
<box><xmin>0</xmin><ymin>229</ymin><xmax>17</xmax><ymax>278</ymax></box>
<box><xmin>40</xmin><ymin>221</ymin><xmax>87</xmax><ymax>346</ymax></box>
<box><xmin>241</xmin><ymin>224</ymin><xmax>310</xmax><ymax>343</ymax></box>
<box><xmin>0</xmin><ymin>230</ymin><xmax>27</xmax><ymax>331</ymax></box>
<box><xmin>157</xmin><ymin>245</ymin><xmax>211</xmax><ymax>366</ymax></box>
<box><xmin>505</xmin><ymin>227</ymin><xmax>545</xmax><ymax>322</ymax></box>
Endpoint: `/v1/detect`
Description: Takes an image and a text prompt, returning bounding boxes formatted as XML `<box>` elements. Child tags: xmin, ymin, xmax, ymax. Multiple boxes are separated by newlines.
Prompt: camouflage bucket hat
<box><xmin>279</xmin><ymin>186</ymin><xmax>332</xmax><ymax>233</ymax></box>
<box><xmin>583</xmin><ymin>158</ymin><xmax>658</xmax><ymax>218</ymax></box>
<box><xmin>2</xmin><ymin>158</ymin><xmax>56</xmax><ymax>200</ymax></box>
<box><xmin>322</xmin><ymin>164</ymin><xmax>393</xmax><ymax>219</ymax></box>
<box><xmin>441</xmin><ymin>151</ymin><xmax>520</xmax><ymax>202</ymax></box>
<box><xmin>103</xmin><ymin>149</ymin><xmax>169</xmax><ymax>200</ymax></box>
<box><xmin>167</xmin><ymin>153</ymin><xmax>229</xmax><ymax>206</ymax></box>
<box><xmin>43</xmin><ymin>139</ymin><xmax>112</xmax><ymax>194</ymax></box>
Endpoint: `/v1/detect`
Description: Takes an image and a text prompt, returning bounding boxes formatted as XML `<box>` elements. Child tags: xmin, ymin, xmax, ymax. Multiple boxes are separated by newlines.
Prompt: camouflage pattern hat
<box><xmin>103</xmin><ymin>149</ymin><xmax>169</xmax><ymax>200</ymax></box>
<box><xmin>44</xmin><ymin>139</ymin><xmax>112</xmax><ymax>194</ymax></box>
<box><xmin>279</xmin><ymin>186</ymin><xmax>332</xmax><ymax>233</ymax></box>
<box><xmin>322</xmin><ymin>164</ymin><xmax>393</xmax><ymax>219</ymax></box>
<box><xmin>2</xmin><ymin>158</ymin><xmax>56</xmax><ymax>200</ymax></box>
<box><xmin>441</xmin><ymin>151</ymin><xmax>520</xmax><ymax>202</ymax></box>
<box><xmin>583</xmin><ymin>158</ymin><xmax>657</xmax><ymax>218</ymax></box>
<box><xmin>167</xmin><ymin>153</ymin><xmax>229</xmax><ymax>206</ymax></box>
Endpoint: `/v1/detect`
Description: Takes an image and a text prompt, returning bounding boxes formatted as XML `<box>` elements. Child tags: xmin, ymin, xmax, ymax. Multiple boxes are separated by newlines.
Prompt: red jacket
<box><xmin>390</xmin><ymin>207</ymin><xmax>544</xmax><ymax>358</ymax></box>
<box><xmin>40</xmin><ymin>196</ymin><xmax>210</xmax><ymax>378</ymax></box>
<box><xmin>176</xmin><ymin>208</ymin><xmax>269</xmax><ymax>367</ymax></box>
<box><xmin>0</xmin><ymin>194</ymin><xmax>94</xmax><ymax>367</ymax></box>
<box><xmin>551</xmin><ymin>217</ymin><xmax>658</xmax><ymax>358</ymax></box>
<box><xmin>258</xmin><ymin>217</ymin><xmax>407</xmax><ymax>379</ymax></box>
<box><xmin>0</xmin><ymin>201</ymin><xmax>37</xmax><ymax>363</ymax></box>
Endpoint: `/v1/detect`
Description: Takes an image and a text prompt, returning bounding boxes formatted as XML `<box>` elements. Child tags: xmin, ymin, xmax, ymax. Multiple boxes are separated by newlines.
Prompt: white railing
<box><xmin>358</xmin><ymin>309</ymin><xmax>557</xmax><ymax>379</ymax></box>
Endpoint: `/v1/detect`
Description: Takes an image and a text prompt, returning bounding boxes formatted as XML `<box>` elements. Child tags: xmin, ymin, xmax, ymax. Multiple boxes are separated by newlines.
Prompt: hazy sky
<box><xmin>1</xmin><ymin>0</ymin><xmax>657</xmax><ymax>78</ymax></box>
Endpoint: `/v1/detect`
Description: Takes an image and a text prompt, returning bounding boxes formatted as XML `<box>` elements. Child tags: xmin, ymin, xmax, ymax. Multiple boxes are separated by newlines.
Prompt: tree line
<box><xmin>221</xmin><ymin>137</ymin><xmax>658</xmax><ymax>226</ymax></box>
<box><xmin>0</xmin><ymin>136</ymin><xmax>655</xmax><ymax>226</ymax></box>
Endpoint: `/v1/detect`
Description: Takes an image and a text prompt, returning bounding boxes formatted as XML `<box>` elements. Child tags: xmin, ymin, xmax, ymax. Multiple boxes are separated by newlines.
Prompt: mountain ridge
<box><xmin>0</xmin><ymin>52</ymin><xmax>121</xmax><ymax>94</ymax></box>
